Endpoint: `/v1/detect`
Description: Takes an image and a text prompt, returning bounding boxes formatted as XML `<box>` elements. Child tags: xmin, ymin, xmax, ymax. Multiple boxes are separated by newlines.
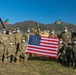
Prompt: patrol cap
<box><xmin>13</xmin><ymin>28</ymin><xmax>16</xmax><ymax>31</ymax></box>
<box><xmin>51</xmin><ymin>29</ymin><xmax>54</xmax><ymax>31</ymax></box>
<box><xmin>64</xmin><ymin>27</ymin><xmax>68</xmax><ymax>29</ymax></box>
<box><xmin>59</xmin><ymin>38</ymin><xmax>63</xmax><ymax>41</ymax></box>
<box><xmin>9</xmin><ymin>29</ymin><xmax>12</xmax><ymax>32</ymax></box>
<box><xmin>27</xmin><ymin>28</ymin><xmax>30</xmax><ymax>30</ymax></box>
<box><xmin>16</xmin><ymin>27</ymin><xmax>20</xmax><ymax>30</ymax></box>
<box><xmin>22</xmin><ymin>37</ymin><xmax>25</xmax><ymax>40</ymax></box>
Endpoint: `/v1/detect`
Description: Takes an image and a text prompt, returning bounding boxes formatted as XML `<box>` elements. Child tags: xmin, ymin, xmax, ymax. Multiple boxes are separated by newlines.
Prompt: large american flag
<box><xmin>26</xmin><ymin>35</ymin><xmax>59</xmax><ymax>58</ymax></box>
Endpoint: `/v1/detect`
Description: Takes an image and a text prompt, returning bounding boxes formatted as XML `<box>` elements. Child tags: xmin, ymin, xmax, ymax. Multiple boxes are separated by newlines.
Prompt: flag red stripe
<box><xmin>26</xmin><ymin>51</ymin><xmax>57</xmax><ymax>56</ymax></box>
<box><xmin>41</xmin><ymin>36</ymin><xmax>58</xmax><ymax>39</ymax></box>
<box><xmin>40</xmin><ymin>43</ymin><xmax>58</xmax><ymax>47</ymax></box>
<box><xmin>27</xmin><ymin>45</ymin><xmax>58</xmax><ymax>50</ymax></box>
<box><xmin>26</xmin><ymin>52</ymin><xmax>57</xmax><ymax>58</ymax></box>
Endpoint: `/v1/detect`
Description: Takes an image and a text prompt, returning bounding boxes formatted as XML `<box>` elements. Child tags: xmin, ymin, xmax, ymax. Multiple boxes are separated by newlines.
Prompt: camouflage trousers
<box><xmin>7</xmin><ymin>46</ymin><xmax>15</xmax><ymax>63</ymax></box>
<box><xmin>72</xmin><ymin>46</ymin><xmax>76</xmax><ymax>68</ymax></box>
<box><xmin>0</xmin><ymin>45</ymin><xmax>8</xmax><ymax>62</ymax></box>
<box><xmin>62</xmin><ymin>46</ymin><xmax>73</xmax><ymax>66</ymax></box>
<box><xmin>16</xmin><ymin>50</ymin><xmax>28</xmax><ymax>62</ymax></box>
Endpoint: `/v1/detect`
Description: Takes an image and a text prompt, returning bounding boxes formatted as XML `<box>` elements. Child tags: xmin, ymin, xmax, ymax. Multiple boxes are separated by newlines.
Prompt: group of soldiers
<box><xmin>51</xmin><ymin>27</ymin><xmax>76</xmax><ymax>70</ymax></box>
<box><xmin>0</xmin><ymin>22</ymin><xmax>76</xmax><ymax>70</ymax></box>
<box><xmin>0</xmin><ymin>28</ymin><xmax>27</xmax><ymax>63</ymax></box>
<box><xmin>0</xmin><ymin>22</ymin><xmax>41</xmax><ymax>63</ymax></box>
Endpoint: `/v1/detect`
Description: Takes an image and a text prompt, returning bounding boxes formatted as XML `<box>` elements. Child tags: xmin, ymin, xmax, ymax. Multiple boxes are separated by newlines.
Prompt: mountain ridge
<box><xmin>0</xmin><ymin>20</ymin><xmax>76</xmax><ymax>33</ymax></box>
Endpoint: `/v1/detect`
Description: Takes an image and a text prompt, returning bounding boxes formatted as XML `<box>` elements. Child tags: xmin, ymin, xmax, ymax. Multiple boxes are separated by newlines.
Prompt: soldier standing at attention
<box><xmin>25</xmin><ymin>28</ymin><xmax>31</xmax><ymax>42</ymax></box>
<box><xmin>25</xmin><ymin>28</ymin><xmax>32</xmax><ymax>60</ymax></box>
<box><xmin>20</xmin><ymin>37</ymin><xmax>27</xmax><ymax>62</ymax></box>
<box><xmin>57</xmin><ymin>39</ymin><xmax>64</xmax><ymax>63</ymax></box>
<box><xmin>60</xmin><ymin>27</ymin><xmax>72</xmax><ymax>66</ymax></box>
<box><xmin>34</xmin><ymin>22</ymin><xmax>41</xmax><ymax>36</ymax></box>
<box><xmin>0</xmin><ymin>29</ymin><xmax>8</xmax><ymax>62</ymax></box>
<box><xmin>60</xmin><ymin>27</ymin><xmax>71</xmax><ymax>45</ymax></box>
<box><xmin>8</xmin><ymin>29</ymin><xmax>15</xmax><ymax>47</ymax></box>
<box><xmin>15</xmin><ymin>28</ymin><xmax>23</xmax><ymax>63</ymax></box>
<box><xmin>72</xmin><ymin>31</ymin><xmax>76</xmax><ymax>71</ymax></box>
<box><xmin>7</xmin><ymin>29</ymin><xmax>16</xmax><ymax>63</ymax></box>
<box><xmin>0</xmin><ymin>32</ymin><xmax>2</xmax><ymax>61</ymax></box>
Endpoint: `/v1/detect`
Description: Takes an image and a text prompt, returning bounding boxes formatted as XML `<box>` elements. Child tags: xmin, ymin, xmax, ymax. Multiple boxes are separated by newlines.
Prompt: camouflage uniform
<box><xmin>25</xmin><ymin>28</ymin><xmax>31</xmax><ymax>42</ymax></box>
<box><xmin>7</xmin><ymin>43</ymin><xmax>15</xmax><ymax>62</ymax></box>
<box><xmin>65</xmin><ymin>43</ymin><xmax>73</xmax><ymax>66</ymax></box>
<box><xmin>57</xmin><ymin>39</ymin><xmax>64</xmax><ymax>62</ymax></box>
<box><xmin>60</xmin><ymin>27</ymin><xmax>71</xmax><ymax>45</ymax></box>
<box><xmin>34</xmin><ymin>22</ymin><xmax>41</xmax><ymax>36</ymax></box>
<box><xmin>8</xmin><ymin>29</ymin><xmax>16</xmax><ymax>47</ymax></box>
<box><xmin>7</xmin><ymin>29</ymin><xmax>16</xmax><ymax>62</ymax></box>
<box><xmin>25</xmin><ymin>28</ymin><xmax>32</xmax><ymax>60</ymax></box>
<box><xmin>60</xmin><ymin>27</ymin><xmax>72</xmax><ymax>66</ymax></box>
<box><xmin>20</xmin><ymin>37</ymin><xmax>28</xmax><ymax>62</ymax></box>
<box><xmin>72</xmin><ymin>35</ymin><xmax>76</xmax><ymax>69</ymax></box>
<box><xmin>0</xmin><ymin>32</ymin><xmax>2</xmax><ymax>61</ymax></box>
<box><xmin>0</xmin><ymin>29</ymin><xmax>8</xmax><ymax>62</ymax></box>
<box><xmin>15</xmin><ymin>28</ymin><xmax>23</xmax><ymax>62</ymax></box>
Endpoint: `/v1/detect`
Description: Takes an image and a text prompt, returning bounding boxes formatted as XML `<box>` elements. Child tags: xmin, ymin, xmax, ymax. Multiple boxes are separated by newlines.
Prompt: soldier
<box><xmin>0</xmin><ymin>29</ymin><xmax>8</xmax><ymax>62</ymax></box>
<box><xmin>7</xmin><ymin>41</ymin><xmax>15</xmax><ymax>63</ymax></box>
<box><xmin>25</xmin><ymin>28</ymin><xmax>31</xmax><ymax>42</ymax></box>
<box><xmin>60</xmin><ymin>27</ymin><xmax>72</xmax><ymax>66</ymax></box>
<box><xmin>25</xmin><ymin>28</ymin><xmax>32</xmax><ymax>60</ymax></box>
<box><xmin>72</xmin><ymin>31</ymin><xmax>76</xmax><ymax>70</ymax></box>
<box><xmin>15</xmin><ymin>28</ymin><xmax>23</xmax><ymax>63</ymax></box>
<box><xmin>49</xmin><ymin>29</ymin><xmax>57</xmax><ymax>38</ymax></box>
<box><xmin>57</xmin><ymin>38</ymin><xmax>64</xmax><ymax>63</ymax></box>
<box><xmin>60</xmin><ymin>27</ymin><xmax>71</xmax><ymax>45</ymax></box>
<box><xmin>34</xmin><ymin>22</ymin><xmax>41</xmax><ymax>36</ymax></box>
<box><xmin>8</xmin><ymin>29</ymin><xmax>15</xmax><ymax>46</ymax></box>
<box><xmin>7</xmin><ymin>29</ymin><xmax>16</xmax><ymax>62</ymax></box>
<box><xmin>20</xmin><ymin>37</ymin><xmax>28</xmax><ymax>62</ymax></box>
<box><xmin>0</xmin><ymin>32</ymin><xmax>2</xmax><ymax>61</ymax></box>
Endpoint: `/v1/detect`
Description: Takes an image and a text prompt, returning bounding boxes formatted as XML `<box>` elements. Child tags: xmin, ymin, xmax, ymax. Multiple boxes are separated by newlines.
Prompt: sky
<box><xmin>0</xmin><ymin>0</ymin><xmax>76</xmax><ymax>24</ymax></box>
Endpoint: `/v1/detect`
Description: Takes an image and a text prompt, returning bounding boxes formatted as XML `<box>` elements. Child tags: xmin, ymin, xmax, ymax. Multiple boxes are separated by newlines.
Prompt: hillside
<box><xmin>0</xmin><ymin>59</ymin><xmax>76</xmax><ymax>75</ymax></box>
<box><xmin>0</xmin><ymin>20</ymin><xmax>76</xmax><ymax>33</ymax></box>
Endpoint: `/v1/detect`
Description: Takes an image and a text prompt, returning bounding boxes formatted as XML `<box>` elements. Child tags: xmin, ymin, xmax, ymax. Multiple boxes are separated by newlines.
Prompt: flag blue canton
<box><xmin>28</xmin><ymin>35</ymin><xmax>41</xmax><ymax>46</ymax></box>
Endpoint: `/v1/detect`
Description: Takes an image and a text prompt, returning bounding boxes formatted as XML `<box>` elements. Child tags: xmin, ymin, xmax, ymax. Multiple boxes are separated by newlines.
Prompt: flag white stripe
<box><xmin>41</xmin><ymin>40</ymin><xmax>58</xmax><ymax>44</ymax></box>
<box><xmin>41</xmin><ymin>37</ymin><xmax>59</xmax><ymax>41</ymax></box>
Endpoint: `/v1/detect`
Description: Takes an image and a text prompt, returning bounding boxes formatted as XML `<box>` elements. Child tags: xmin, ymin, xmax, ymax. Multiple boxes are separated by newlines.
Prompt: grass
<box><xmin>0</xmin><ymin>57</ymin><xmax>76</xmax><ymax>75</ymax></box>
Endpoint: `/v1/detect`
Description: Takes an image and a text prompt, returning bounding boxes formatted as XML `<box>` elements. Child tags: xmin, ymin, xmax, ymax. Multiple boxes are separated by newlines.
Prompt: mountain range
<box><xmin>0</xmin><ymin>20</ymin><xmax>76</xmax><ymax>33</ymax></box>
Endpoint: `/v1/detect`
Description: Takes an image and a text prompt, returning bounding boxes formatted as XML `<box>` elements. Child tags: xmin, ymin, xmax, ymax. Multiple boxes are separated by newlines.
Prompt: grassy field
<box><xmin>0</xmin><ymin>57</ymin><xmax>76</xmax><ymax>75</ymax></box>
